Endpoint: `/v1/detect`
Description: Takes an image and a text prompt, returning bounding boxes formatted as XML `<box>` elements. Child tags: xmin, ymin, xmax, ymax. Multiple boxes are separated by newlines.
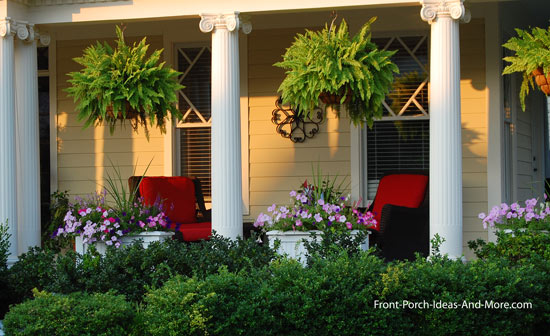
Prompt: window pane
<box><xmin>373</xmin><ymin>36</ymin><xmax>429</xmax><ymax>118</ymax></box>
<box><xmin>180</xmin><ymin>127</ymin><xmax>211</xmax><ymax>200</ymax></box>
<box><xmin>38</xmin><ymin>47</ymin><xmax>48</xmax><ymax>71</ymax></box>
<box><xmin>177</xmin><ymin>46</ymin><xmax>212</xmax><ymax>200</ymax></box>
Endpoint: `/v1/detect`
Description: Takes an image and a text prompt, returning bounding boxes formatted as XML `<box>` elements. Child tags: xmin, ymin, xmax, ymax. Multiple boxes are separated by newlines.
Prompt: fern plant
<box><xmin>66</xmin><ymin>26</ymin><xmax>184</xmax><ymax>137</ymax></box>
<box><xmin>274</xmin><ymin>17</ymin><xmax>398</xmax><ymax>127</ymax></box>
<box><xmin>502</xmin><ymin>25</ymin><xmax>550</xmax><ymax>111</ymax></box>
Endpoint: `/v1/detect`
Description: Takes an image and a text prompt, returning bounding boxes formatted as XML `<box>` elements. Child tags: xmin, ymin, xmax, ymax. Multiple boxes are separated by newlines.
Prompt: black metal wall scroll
<box><xmin>271</xmin><ymin>97</ymin><xmax>323</xmax><ymax>143</ymax></box>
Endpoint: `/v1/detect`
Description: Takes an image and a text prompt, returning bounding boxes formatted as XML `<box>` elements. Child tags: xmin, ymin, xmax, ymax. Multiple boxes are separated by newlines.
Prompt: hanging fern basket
<box><xmin>319</xmin><ymin>86</ymin><xmax>352</xmax><ymax>105</ymax></box>
<box><xmin>533</xmin><ymin>67</ymin><xmax>550</xmax><ymax>95</ymax></box>
<box><xmin>105</xmin><ymin>102</ymin><xmax>140</xmax><ymax>120</ymax></box>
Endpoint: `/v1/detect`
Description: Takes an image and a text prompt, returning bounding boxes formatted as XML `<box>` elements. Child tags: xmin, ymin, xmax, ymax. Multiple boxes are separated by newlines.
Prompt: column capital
<box><xmin>1</xmin><ymin>18</ymin><xmax>49</xmax><ymax>44</ymax></box>
<box><xmin>199</xmin><ymin>12</ymin><xmax>252</xmax><ymax>34</ymax></box>
<box><xmin>0</xmin><ymin>18</ymin><xmax>16</xmax><ymax>38</ymax></box>
<box><xmin>420</xmin><ymin>0</ymin><xmax>471</xmax><ymax>23</ymax></box>
<box><xmin>36</xmin><ymin>30</ymin><xmax>51</xmax><ymax>46</ymax></box>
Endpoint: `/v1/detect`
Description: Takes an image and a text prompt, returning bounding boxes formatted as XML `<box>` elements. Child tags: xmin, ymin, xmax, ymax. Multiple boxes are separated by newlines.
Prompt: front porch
<box><xmin>0</xmin><ymin>0</ymin><xmax>549</xmax><ymax>264</ymax></box>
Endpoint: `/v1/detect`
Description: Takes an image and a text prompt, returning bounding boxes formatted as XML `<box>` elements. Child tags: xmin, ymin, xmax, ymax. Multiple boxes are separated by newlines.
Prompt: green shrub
<box><xmin>469</xmin><ymin>230</ymin><xmax>550</xmax><ymax>264</ymax></box>
<box><xmin>42</xmin><ymin>191</ymin><xmax>71</xmax><ymax>252</ymax></box>
<box><xmin>302</xmin><ymin>229</ymin><xmax>371</xmax><ymax>265</ymax></box>
<box><xmin>378</xmin><ymin>257</ymin><xmax>550</xmax><ymax>335</ymax></box>
<box><xmin>139</xmin><ymin>251</ymin><xmax>550</xmax><ymax>336</ymax></box>
<box><xmin>139</xmin><ymin>270</ymin><xmax>268</xmax><ymax>336</ymax></box>
<box><xmin>3</xmin><ymin>290</ymin><xmax>135</xmax><ymax>336</ymax></box>
<box><xmin>4</xmin><ymin>233</ymin><xmax>276</xmax><ymax>306</ymax></box>
<box><xmin>6</xmin><ymin>247</ymin><xmax>58</xmax><ymax>300</ymax></box>
<box><xmin>0</xmin><ymin>220</ymin><xmax>12</xmax><ymax>318</ymax></box>
<box><xmin>0</xmin><ymin>220</ymin><xmax>10</xmax><ymax>270</ymax></box>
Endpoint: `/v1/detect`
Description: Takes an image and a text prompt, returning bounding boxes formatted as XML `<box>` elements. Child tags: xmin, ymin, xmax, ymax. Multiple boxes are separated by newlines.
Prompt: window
<box><xmin>362</xmin><ymin>35</ymin><xmax>430</xmax><ymax>200</ymax></box>
<box><xmin>175</xmin><ymin>46</ymin><xmax>212</xmax><ymax>200</ymax></box>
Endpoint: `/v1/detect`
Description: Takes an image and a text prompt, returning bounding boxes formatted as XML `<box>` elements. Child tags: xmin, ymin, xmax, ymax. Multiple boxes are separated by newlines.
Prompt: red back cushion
<box><xmin>372</xmin><ymin>174</ymin><xmax>428</xmax><ymax>225</ymax></box>
<box><xmin>139</xmin><ymin>176</ymin><xmax>197</xmax><ymax>224</ymax></box>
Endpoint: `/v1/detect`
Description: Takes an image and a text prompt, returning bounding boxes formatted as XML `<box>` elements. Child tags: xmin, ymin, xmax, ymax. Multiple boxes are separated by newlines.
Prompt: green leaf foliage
<box><xmin>3</xmin><ymin>290</ymin><xmax>135</xmax><ymax>336</ymax></box>
<box><xmin>65</xmin><ymin>26</ymin><xmax>184</xmax><ymax>138</ymax></box>
<box><xmin>274</xmin><ymin>18</ymin><xmax>399</xmax><ymax>126</ymax></box>
<box><xmin>140</xmin><ymin>251</ymin><xmax>550</xmax><ymax>335</ymax></box>
<box><xmin>1</xmin><ymin>233</ymin><xmax>276</xmax><ymax>309</ymax></box>
<box><xmin>502</xmin><ymin>25</ymin><xmax>550</xmax><ymax>110</ymax></box>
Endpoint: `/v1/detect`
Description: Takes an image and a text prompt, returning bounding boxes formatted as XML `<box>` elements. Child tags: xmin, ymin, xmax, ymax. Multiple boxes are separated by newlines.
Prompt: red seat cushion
<box><xmin>371</xmin><ymin>174</ymin><xmax>428</xmax><ymax>230</ymax></box>
<box><xmin>170</xmin><ymin>222</ymin><xmax>211</xmax><ymax>242</ymax></box>
<box><xmin>139</xmin><ymin>176</ymin><xmax>197</xmax><ymax>224</ymax></box>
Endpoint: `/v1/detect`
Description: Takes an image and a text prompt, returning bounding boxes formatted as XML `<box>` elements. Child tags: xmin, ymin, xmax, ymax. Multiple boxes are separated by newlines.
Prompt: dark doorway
<box><xmin>38</xmin><ymin>47</ymin><xmax>50</xmax><ymax>242</ymax></box>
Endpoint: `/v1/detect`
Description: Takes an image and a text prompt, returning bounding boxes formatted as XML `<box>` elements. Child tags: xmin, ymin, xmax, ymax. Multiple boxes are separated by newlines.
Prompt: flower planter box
<box><xmin>75</xmin><ymin>231</ymin><xmax>174</xmax><ymax>255</ymax></box>
<box><xmin>266</xmin><ymin>230</ymin><xmax>370</xmax><ymax>264</ymax></box>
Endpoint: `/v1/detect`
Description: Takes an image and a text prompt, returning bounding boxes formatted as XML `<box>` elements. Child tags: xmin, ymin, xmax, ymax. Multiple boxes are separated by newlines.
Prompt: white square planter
<box><xmin>266</xmin><ymin>230</ymin><xmax>369</xmax><ymax>264</ymax></box>
<box><xmin>75</xmin><ymin>231</ymin><xmax>174</xmax><ymax>255</ymax></box>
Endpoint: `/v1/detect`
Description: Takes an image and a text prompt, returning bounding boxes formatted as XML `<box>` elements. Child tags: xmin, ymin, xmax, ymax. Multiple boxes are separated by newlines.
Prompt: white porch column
<box><xmin>200</xmin><ymin>13</ymin><xmax>251</xmax><ymax>239</ymax></box>
<box><xmin>0</xmin><ymin>18</ymin><xmax>18</xmax><ymax>264</ymax></box>
<box><xmin>15</xmin><ymin>23</ymin><xmax>47</xmax><ymax>254</ymax></box>
<box><xmin>421</xmin><ymin>0</ymin><xmax>469</xmax><ymax>258</ymax></box>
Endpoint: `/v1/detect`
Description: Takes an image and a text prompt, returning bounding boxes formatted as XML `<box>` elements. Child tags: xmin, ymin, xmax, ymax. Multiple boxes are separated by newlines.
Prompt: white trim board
<box><xmin>484</xmin><ymin>2</ymin><xmax>502</xmax><ymax>243</ymax></box>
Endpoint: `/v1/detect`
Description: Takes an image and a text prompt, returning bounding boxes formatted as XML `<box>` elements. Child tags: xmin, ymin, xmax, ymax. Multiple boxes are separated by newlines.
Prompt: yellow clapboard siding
<box><xmin>463</xmin><ymin>187</ymin><xmax>488</xmax><ymax>203</ymax></box>
<box><xmin>249</xmin><ymin>119</ymin><xmax>350</xmax><ymax>135</ymax></box>
<box><xmin>58</xmin><ymin>180</ymin><xmax>99</xmax><ymax>194</ymax></box>
<box><xmin>251</xmin><ymin>162</ymin><xmax>350</xmax><ymax>178</ymax></box>
<box><xmin>58</xmin><ymin>137</ymin><xmax>164</xmax><ymax>154</ymax></box>
<box><xmin>249</xmin><ymin>105</ymin><xmax>346</xmax><ymax>121</ymax></box>
<box><xmin>251</xmin><ymin>191</ymin><xmax>299</xmax><ymax>208</ymax></box>
<box><xmin>462</xmin><ymin>113</ymin><xmax>488</xmax><ymax>128</ymax></box>
<box><xmin>463</xmin><ymin>231</ymin><xmax>488</xmax><ymax>245</ymax></box>
<box><xmin>462</xmin><ymin>127</ymin><xmax>487</xmax><ymax>143</ymax></box>
<box><xmin>59</xmin><ymin>124</ymin><xmax>164</xmax><ymax>140</ymax></box>
<box><xmin>463</xmin><ymin>172</ymin><xmax>488</xmax><ymax>188</ymax></box>
<box><xmin>249</xmin><ymin>64</ymin><xmax>285</xmax><ymax>79</ymax></box>
<box><xmin>463</xmin><ymin>216</ymin><xmax>487</xmax><ymax>232</ymax></box>
<box><xmin>460</xmin><ymin>83</ymin><xmax>486</xmax><ymax>99</ymax></box>
<box><xmin>250</xmin><ymin>177</ymin><xmax>311</xmax><ymax>192</ymax></box>
<box><xmin>461</xmin><ymin>98</ymin><xmax>486</xmax><ymax>114</ymax></box>
<box><xmin>249</xmin><ymin>77</ymin><xmax>285</xmax><ymax>94</ymax></box>
<box><xmin>59</xmin><ymin>165</ymin><xmax>164</xmax><ymax>182</ymax></box>
<box><xmin>463</xmin><ymin>202</ymin><xmax>490</xmax><ymax>218</ymax></box>
<box><xmin>463</xmin><ymin>142</ymin><xmax>487</xmax><ymax>158</ymax></box>
<box><xmin>250</xmin><ymin>147</ymin><xmax>351</xmax><ymax>163</ymax></box>
<box><xmin>463</xmin><ymin>157</ymin><xmax>488</xmax><ymax>173</ymax></box>
<box><xmin>58</xmin><ymin>152</ymin><xmax>160</xmax><ymax>168</ymax></box>
<box><xmin>249</xmin><ymin>95</ymin><xmax>281</xmax><ymax>108</ymax></box>
<box><xmin>250</xmin><ymin>133</ymin><xmax>350</xmax><ymax>149</ymax></box>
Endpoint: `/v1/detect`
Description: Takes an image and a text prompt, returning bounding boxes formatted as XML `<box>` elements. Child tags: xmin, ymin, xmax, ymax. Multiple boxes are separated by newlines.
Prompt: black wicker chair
<box><xmin>366</xmin><ymin>171</ymin><xmax>429</xmax><ymax>261</ymax></box>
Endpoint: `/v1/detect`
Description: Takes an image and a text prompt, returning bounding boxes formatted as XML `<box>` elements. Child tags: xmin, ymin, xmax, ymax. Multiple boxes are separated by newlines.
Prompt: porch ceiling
<box><xmin>14</xmin><ymin>0</ymin><xmax>517</xmax><ymax>25</ymax></box>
